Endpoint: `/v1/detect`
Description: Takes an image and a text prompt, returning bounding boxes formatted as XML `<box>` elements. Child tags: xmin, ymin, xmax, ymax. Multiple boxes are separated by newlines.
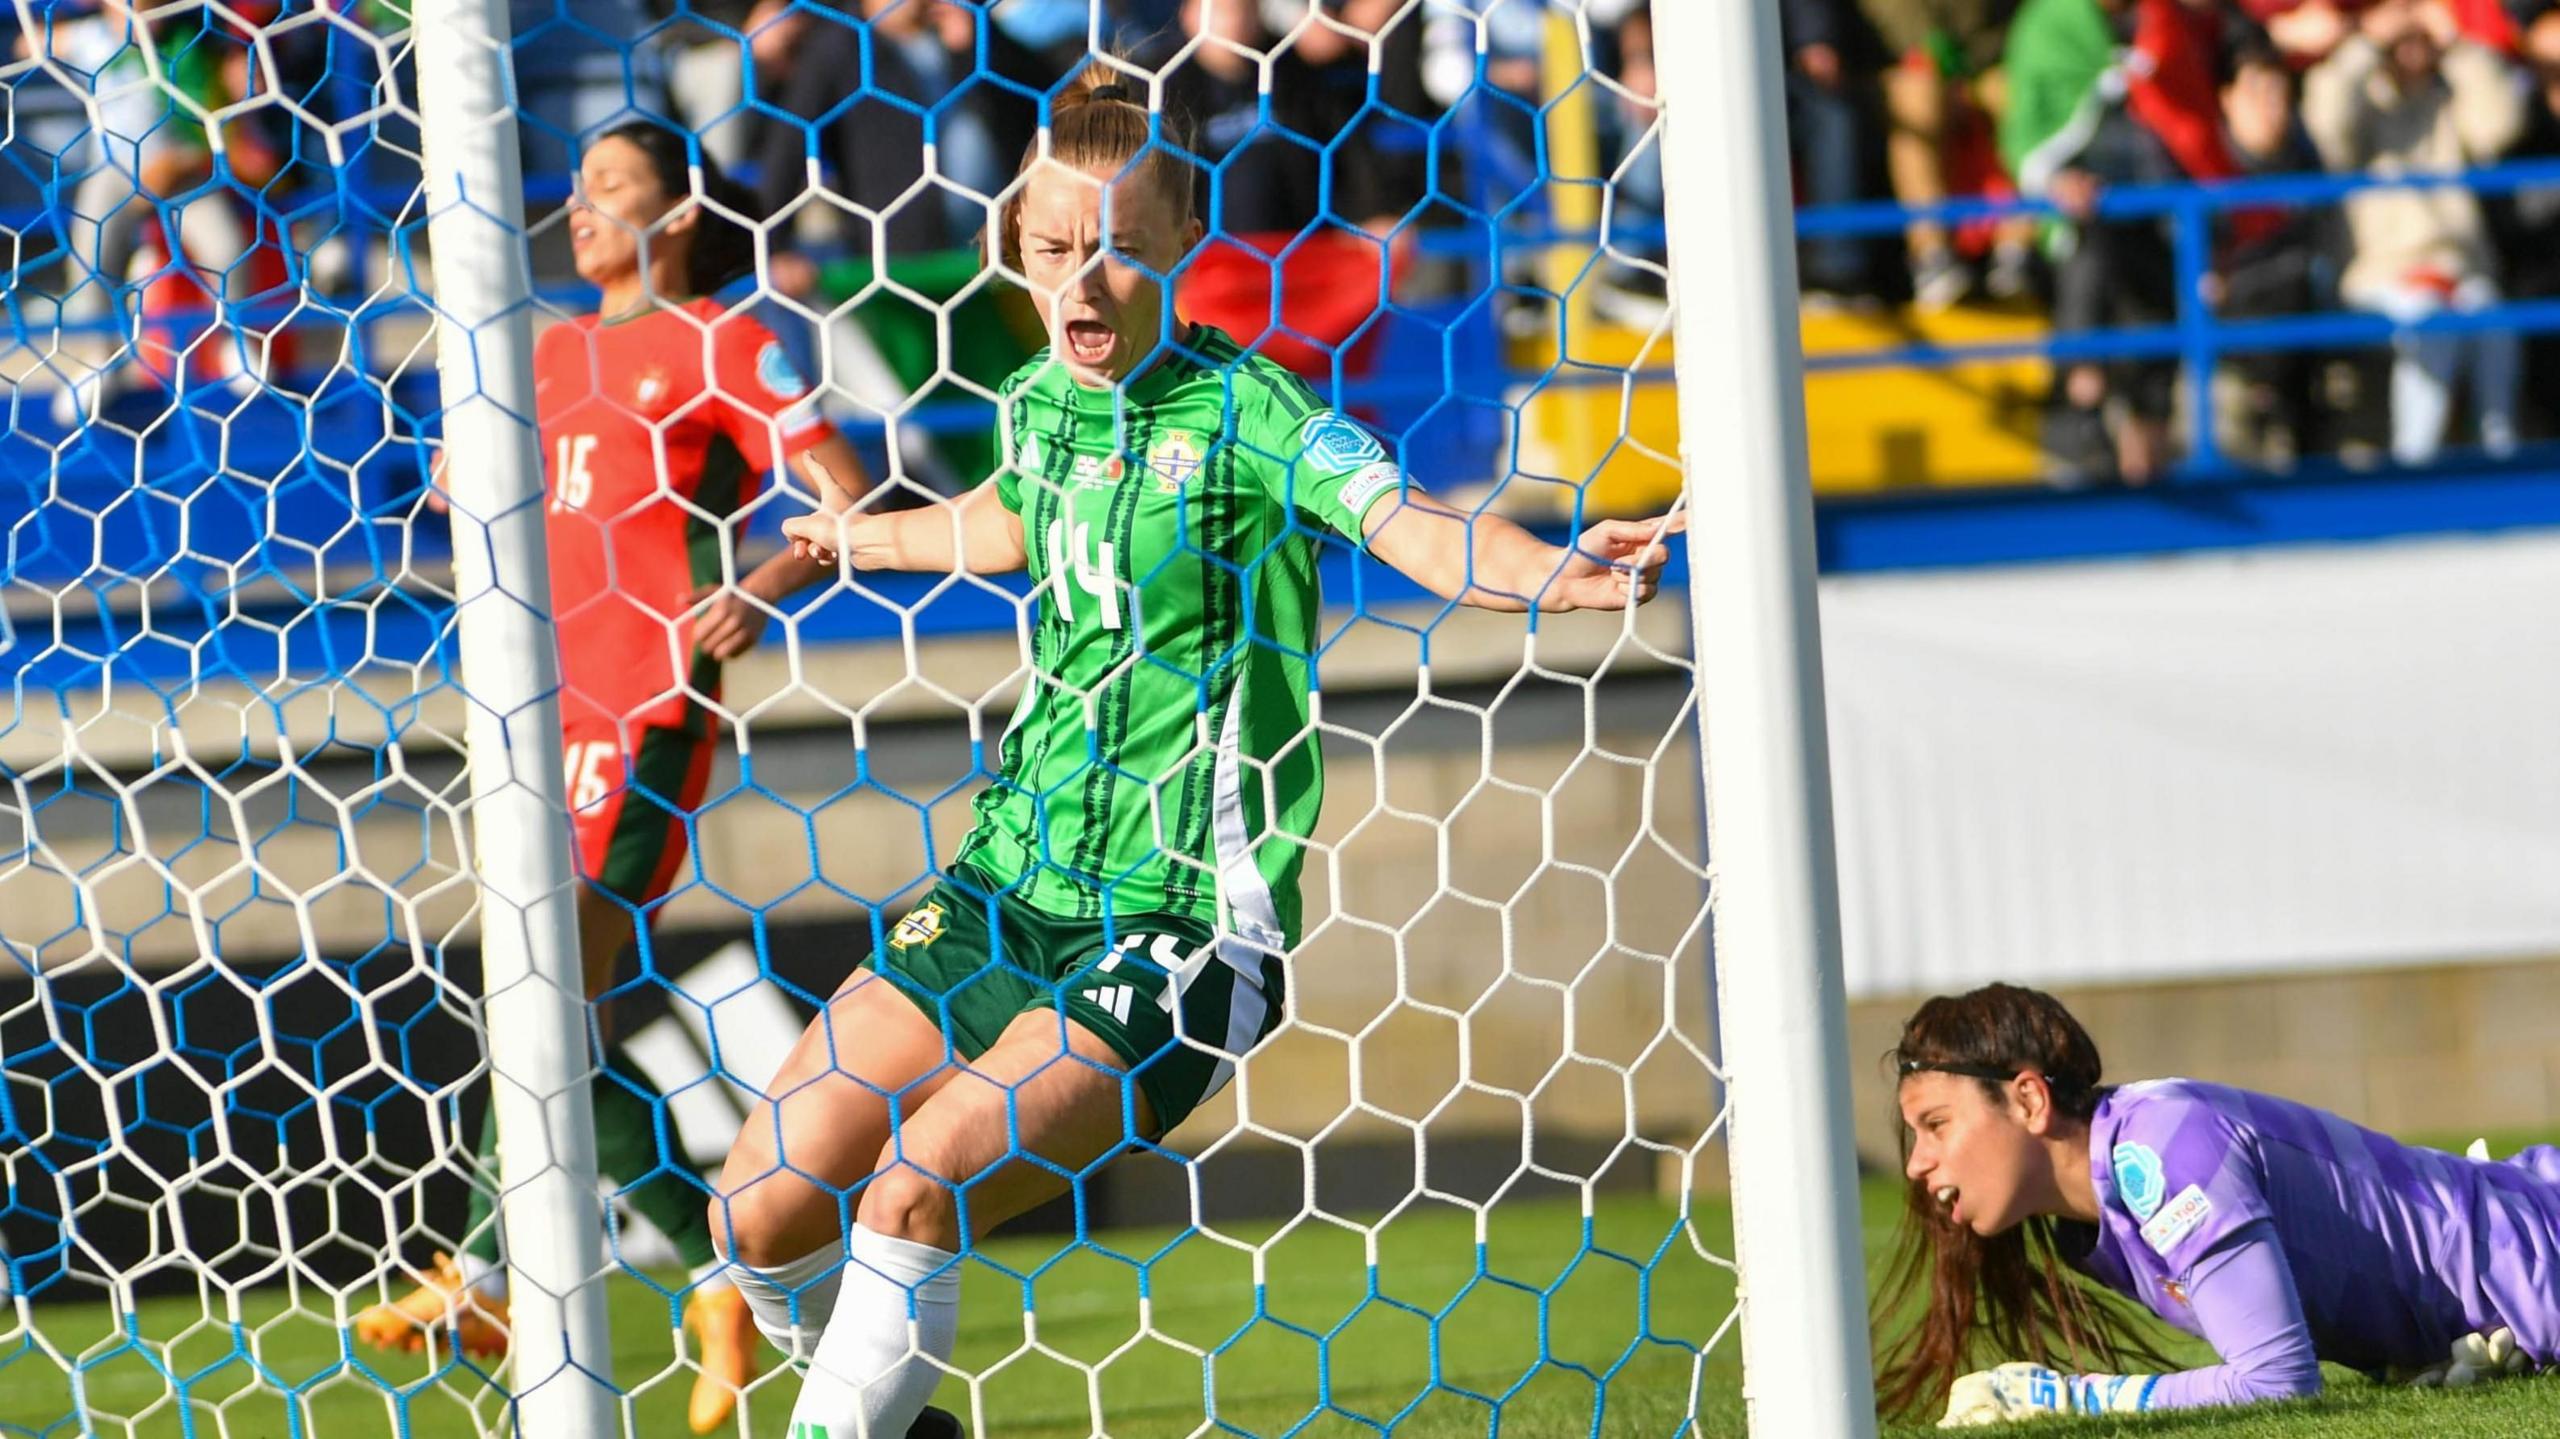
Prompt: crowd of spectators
<box><xmin>1784</xmin><ymin>0</ymin><xmax>2560</xmax><ymax>480</ymax></box>
<box><xmin>4</xmin><ymin>0</ymin><xmax>1667</xmax><ymax>263</ymax></box>
<box><xmin>36</xmin><ymin>0</ymin><xmax>2560</xmax><ymax>486</ymax></box>
<box><xmin>13</xmin><ymin>0</ymin><xmax>1670</xmax><ymax>435</ymax></box>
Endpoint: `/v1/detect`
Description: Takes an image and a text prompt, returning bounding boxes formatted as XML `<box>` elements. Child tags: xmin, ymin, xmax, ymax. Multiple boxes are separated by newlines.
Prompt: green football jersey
<box><xmin>950</xmin><ymin>324</ymin><xmax>1406</xmax><ymax>949</ymax></box>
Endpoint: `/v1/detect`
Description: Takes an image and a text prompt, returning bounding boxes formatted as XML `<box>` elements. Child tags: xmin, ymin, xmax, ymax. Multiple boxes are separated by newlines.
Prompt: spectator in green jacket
<box><xmin>2000</xmin><ymin>0</ymin><xmax>2232</xmax><ymax>484</ymax></box>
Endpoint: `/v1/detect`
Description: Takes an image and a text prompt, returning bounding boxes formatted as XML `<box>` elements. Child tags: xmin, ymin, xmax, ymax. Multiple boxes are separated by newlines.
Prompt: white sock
<box><xmin>728</xmin><ymin>1243</ymin><xmax>844</xmax><ymax>1365</ymax></box>
<box><xmin>789</xmin><ymin>1224</ymin><xmax>961</xmax><ymax>1439</ymax></box>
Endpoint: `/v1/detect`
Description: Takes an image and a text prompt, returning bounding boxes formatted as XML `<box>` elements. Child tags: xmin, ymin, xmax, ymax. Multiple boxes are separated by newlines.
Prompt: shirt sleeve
<box><xmin>2142</xmin><ymin>1222</ymin><xmax>2325</xmax><ymax>1410</ymax></box>
<box><xmin>2106</xmin><ymin>1089</ymin><xmax>2277</xmax><ymax>1276</ymax></box>
<box><xmin>1245</xmin><ymin>371</ymin><xmax>1406</xmax><ymax>542</ymax></box>
<box><xmin>711</xmin><ymin>314</ymin><xmax>831</xmax><ymax>477</ymax></box>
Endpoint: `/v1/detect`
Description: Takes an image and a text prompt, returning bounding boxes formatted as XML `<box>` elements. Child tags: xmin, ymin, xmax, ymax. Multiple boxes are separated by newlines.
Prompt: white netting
<box><xmin>0</xmin><ymin>1</ymin><xmax>1749</xmax><ymax>1434</ymax></box>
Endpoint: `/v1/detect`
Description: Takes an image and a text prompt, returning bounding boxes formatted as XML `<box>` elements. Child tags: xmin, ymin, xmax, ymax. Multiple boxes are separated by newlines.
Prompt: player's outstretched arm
<box><xmin>689</xmin><ymin>435</ymin><xmax>879</xmax><ymax>659</ymax></box>
<box><xmin>1939</xmin><ymin>1223</ymin><xmax>2323</xmax><ymax>1426</ymax></box>
<box><xmin>780</xmin><ymin>479</ymin><xmax>1029</xmax><ymax>576</ymax></box>
<box><xmin>1362</xmin><ymin>488</ymin><xmax>1686</xmax><ymax>613</ymax></box>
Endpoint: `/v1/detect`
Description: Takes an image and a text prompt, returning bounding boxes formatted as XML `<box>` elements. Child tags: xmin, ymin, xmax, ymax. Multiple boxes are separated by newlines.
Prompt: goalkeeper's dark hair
<box><xmin>993</xmin><ymin>59</ymin><xmax>1198</xmax><ymax>272</ymax></box>
<box><xmin>596</xmin><ymin>120</ymin><xmax>761</xmax><ymax>297</ymax></box>
<box><xmin>1872</xmin><ymin>983</ymin><xmax>2173</xmax><ymax>1419</ymax></box>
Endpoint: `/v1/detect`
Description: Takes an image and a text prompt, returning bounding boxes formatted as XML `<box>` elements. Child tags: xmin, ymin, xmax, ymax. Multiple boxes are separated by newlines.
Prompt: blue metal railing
<box><xmin>19</xmin><ymin>105</ymin><xmax>2560</xmax><ymax>483</ymax></box>
<box><xmin>1795</xmin><ymin>156</ymin><xmax>2560</xmax><ymax>475</ymax></box>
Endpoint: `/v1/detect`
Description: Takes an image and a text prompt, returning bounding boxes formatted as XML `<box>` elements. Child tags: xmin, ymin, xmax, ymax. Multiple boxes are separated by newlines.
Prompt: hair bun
<box><xmin>1088</xmin><ymin>82</ymin><xmax>1133</xmax><ymax>103</ymax></box>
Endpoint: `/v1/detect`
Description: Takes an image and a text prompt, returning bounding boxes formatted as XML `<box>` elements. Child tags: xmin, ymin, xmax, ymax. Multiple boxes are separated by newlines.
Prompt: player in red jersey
<box><xmin>359</xmin><ymin>121</ymin><xmax>868</xmax><ymax>1434</ymax></box>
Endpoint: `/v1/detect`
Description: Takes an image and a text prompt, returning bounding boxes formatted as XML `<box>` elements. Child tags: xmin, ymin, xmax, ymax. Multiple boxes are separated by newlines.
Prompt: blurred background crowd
<box><xmin>15</xmin><ymin>0</ymin><xmax>2560</xmax><ymax>493</ymax></box>
<box><xmin>1777</xmin><ymin>0</ymin><xmax>2560</xmax><ymax>482</ymax></box>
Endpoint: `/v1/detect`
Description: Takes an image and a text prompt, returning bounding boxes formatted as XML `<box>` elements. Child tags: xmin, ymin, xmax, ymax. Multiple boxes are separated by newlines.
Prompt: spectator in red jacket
<box><xmin>2239</xmin><ymin>0</ymin><xmax>2519</xmax><ymax>62</ymax></box>
<box><xmin>2004</xmin><ymin>0</ymin><xmax>2238</xmax><ymax>483</ymax></box>
<box><xmin>2210</xmin><ymin>31</ymin><xmax>2336</xmax><ymax>468</ymax></box>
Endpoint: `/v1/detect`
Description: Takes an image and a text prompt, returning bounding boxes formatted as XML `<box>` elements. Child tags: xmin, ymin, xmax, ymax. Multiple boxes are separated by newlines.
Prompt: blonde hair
<box><xmin>996</xmin><ymin>61</ymin><xmax>1198</xmax><ymax>272</ymax></box>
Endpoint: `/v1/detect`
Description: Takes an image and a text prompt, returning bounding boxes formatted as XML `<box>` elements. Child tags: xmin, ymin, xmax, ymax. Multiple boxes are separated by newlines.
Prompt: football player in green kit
<box><xmin>711</xmin><ymin>63</ymin><xmax>1686</xmax><ymax>1439</ymax></box>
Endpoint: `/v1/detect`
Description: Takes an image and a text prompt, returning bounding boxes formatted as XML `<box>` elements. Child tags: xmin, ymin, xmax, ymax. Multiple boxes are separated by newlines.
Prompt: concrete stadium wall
<box><xmin>17</xmin><ymin>550</ymin><xmax>2560</xmax><ymax>1205</ymax></box>
<box><xmin>2</xmin><ymin>597</ymin><xmax>1722</xmax><ymax>1193</ymax></box>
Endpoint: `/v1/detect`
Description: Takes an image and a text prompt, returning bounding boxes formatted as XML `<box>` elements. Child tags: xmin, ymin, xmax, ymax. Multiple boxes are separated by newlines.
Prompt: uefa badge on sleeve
<box><xmin>756</xmin><ymin>340</ymin><xmax>812</xmax><ymax>401</ymax></box>
<box><xmin>2111</xmin><ymin>1143</ymin><xmax>2166</xmax><ymax>1221</ymax></box>
<box><xmin>1298</xmin><ymin>410</ymin><xmax>1385</xmax><ymax>473</ymax></box>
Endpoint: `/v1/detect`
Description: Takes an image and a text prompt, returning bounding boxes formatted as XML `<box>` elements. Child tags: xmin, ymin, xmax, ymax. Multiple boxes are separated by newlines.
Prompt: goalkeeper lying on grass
<box><xmin>1881</xmin><ymin>982</ymin><xmax>2557</xmax><ymax>1427</ymax></box>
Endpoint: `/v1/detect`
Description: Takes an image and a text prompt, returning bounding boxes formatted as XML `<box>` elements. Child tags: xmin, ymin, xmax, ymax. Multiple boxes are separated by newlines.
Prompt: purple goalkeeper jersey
<box><xmin>2065</xmin><ymin>1079</ymin><xmax>2560</xmax><ymax>1409</ymax></box>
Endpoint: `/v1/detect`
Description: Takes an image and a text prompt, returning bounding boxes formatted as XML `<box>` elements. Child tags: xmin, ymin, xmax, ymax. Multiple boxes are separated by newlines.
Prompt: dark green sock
<box><xmin>593</xmin><ymin>1043</ymin><xmax>721</xmax><ymax>1273</ymax></box>
<box><xmin>458</xmin><ymin>1043</ymin><xmax>720</xmax><ymax>1274</ymax></box>
<box><xmin>460</xmin><ymin>1105</ymin><xmax>503</xmax><ymax>1269</ymax></box>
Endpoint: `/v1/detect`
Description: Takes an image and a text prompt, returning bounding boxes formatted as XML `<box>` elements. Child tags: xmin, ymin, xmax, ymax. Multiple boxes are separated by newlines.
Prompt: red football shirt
<box><xmin>534</xmin><ymin>298</ymin><xmax>830</xmax><ymax>731</ymax></box>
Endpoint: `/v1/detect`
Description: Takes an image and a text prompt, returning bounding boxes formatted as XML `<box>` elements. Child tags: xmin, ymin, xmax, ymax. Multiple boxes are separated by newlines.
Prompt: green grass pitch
<box><xmin>3</xmin><ymin>1179</ymin><xmax>2553</xmax><ymax>1437</ymax></box>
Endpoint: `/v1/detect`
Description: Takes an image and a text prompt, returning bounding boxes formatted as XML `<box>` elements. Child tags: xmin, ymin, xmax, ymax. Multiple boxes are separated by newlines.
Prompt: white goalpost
<box><xmin>1653</xmin><ymin>0</ymin><xmax>1879</xmax><ymax>1433</ymax></box>
<box><xmin>415</xmin><ymin>0</ymin><xmax>614</xmax><ymax>1430</ymax></box>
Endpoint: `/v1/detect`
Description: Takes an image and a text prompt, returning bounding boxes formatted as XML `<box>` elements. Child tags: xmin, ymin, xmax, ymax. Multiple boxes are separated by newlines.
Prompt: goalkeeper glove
<box><xmin>2392</xmin><ymin>1327</ymin><xmax>2533</xmax><ymax>1388</ymax></box>
<box><xmin>1939</xmin><ymin>1363</ymin><xmax>2160</xmax><ymax>1427</ymax></box>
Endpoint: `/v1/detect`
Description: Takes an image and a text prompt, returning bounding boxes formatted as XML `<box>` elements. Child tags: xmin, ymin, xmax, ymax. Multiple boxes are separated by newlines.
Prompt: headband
<box><xmin>1898</xmin><ymin>1059</ymin><xmax>2097</xmax><ymax>1105</ymax></box>
<box><xmin>1898</xmin><ymin>1059</ymin><xmax>2027</xmax><ymax>1084</ymax></box>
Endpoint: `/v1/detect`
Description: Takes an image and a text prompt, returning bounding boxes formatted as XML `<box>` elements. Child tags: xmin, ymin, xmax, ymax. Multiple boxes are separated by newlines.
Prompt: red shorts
<box><xmin>560</xmin><ymin>716</ymin><xmax>716</xmax><ymax>911</ymax></box>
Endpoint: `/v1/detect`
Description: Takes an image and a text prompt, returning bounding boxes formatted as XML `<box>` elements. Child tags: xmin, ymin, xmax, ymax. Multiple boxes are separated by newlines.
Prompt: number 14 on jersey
<box><xmin>1046</xmin><ymin>518</ymin><xmax>1123</xmax><ymax>631</ymax></box>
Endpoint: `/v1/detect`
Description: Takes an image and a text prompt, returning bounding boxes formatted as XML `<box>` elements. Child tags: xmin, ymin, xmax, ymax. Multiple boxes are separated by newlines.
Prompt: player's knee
<box><xmin>707</xmin><ymin>1182</ymin><xmax>813</xmax><ymax>1269</ymax></box>
<box><xmin>853</xmin><ymin>1162</ymin><xmax>959</xmax><ymax>1250</ymax></box>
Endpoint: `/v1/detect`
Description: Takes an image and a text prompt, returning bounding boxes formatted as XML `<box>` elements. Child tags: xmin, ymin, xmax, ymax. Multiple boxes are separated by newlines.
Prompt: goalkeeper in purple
<box><xmin>1879</xmin><ymin>983</ymin><xmax>2560</xmax><ymax>1427</ymax></box>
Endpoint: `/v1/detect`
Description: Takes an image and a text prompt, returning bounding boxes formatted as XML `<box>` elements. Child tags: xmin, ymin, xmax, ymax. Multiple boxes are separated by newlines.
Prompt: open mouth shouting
<box><xmin>1064</xmin><ymin>318</ymin><xmax>1116</xmax><ymax>369</ymax></box>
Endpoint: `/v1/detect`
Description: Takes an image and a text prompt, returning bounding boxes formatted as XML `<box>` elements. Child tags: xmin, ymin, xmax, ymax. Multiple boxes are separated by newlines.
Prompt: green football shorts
<box><xmin>864</xmin><ymin>864</ymin><xmax>1286</xmax><ymax>1133</ymax></box>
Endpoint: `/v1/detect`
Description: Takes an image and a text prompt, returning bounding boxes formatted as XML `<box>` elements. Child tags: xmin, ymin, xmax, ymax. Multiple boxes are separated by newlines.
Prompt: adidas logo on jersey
<box><xmin>1016</xmin><ymin>432</ymin><xmax>1044</xmax><ymax>473</ymax></box>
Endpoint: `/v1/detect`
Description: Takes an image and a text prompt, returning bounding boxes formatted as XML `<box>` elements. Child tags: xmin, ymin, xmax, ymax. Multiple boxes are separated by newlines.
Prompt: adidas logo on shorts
<box><xmin>1082</xmin><ymin>982</ymin><xmax>1136</xmax><ymax>1025</ymax></box>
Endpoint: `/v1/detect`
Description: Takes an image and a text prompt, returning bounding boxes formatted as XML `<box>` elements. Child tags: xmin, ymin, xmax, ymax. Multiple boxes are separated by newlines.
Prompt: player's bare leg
<box><xmin>710</xmin><ymin>964</ymin><xmax>957</xmax><ymax>1395</ymax></box>
<box><xmin>713</xmin><ymin>968</ymin><xmax>962</xmax><ymax>1264</ymax></box>
<box><xmin>785</xmin><ymin>1008</ymin><xmax>1154</xmax><ymax>1438</ymax></box>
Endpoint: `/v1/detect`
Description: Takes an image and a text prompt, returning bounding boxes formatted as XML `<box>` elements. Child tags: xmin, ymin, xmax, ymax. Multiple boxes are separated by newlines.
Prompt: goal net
<box><xmin>0</xmin><ymin>1</ymin><xmax>1856</xmax><ymax>1435</ymax></box>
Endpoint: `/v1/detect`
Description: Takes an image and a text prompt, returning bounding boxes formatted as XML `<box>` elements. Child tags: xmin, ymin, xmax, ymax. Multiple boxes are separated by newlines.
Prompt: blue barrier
<box><xmin>26</xmin><ymin>151</ymin><xmax>2560</xmax><ymax>460</ymax></box>
<box><xmin>3</xmin><ymin>511</ymin><xmax>1689</xmax><ymax>698</ymax></box>
<box><xmin>17</xmin><ymin>84</ymin><xmax>2560</xmax><ymax>601</ymax></box>
<box><xmin>1816</xmin><ymin>462</ymin><xmax>2560</xmax><ymax>572</ymax></box>
<box><xmin>1794</xmin><ymin>156</ymin><xmax>2560</xmax><ymax>475</ymax></box>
